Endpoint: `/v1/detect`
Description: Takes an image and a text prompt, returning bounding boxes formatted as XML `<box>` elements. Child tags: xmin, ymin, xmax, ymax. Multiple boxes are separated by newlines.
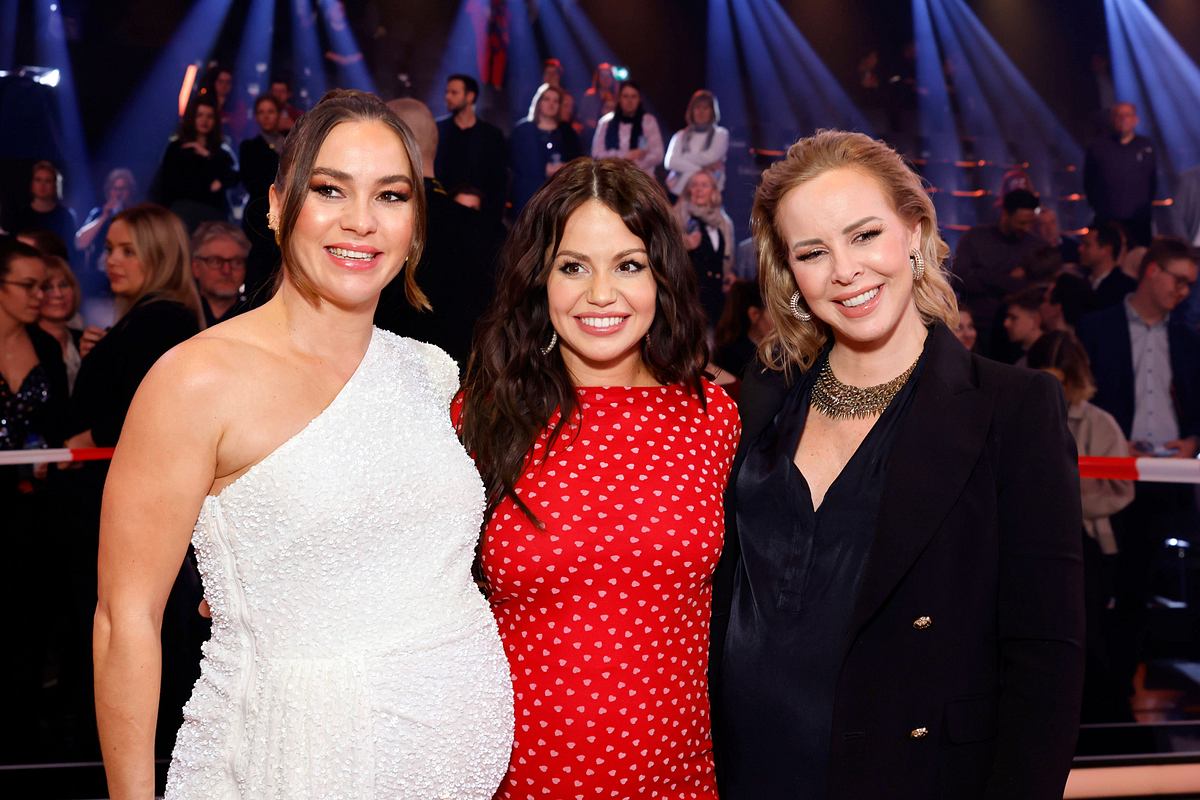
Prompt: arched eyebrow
<box><xmin>556</xmin><ymin>247</ymin><xmax>648</xmax><ymax>263</ymax></box>
<box><xmin>311</xmin><ymin>166</ymin><xmax>413</xmax><ymax>188</ymax></box>
<box><xmin>792</xmin><ymin>216</ymin><xmax>883</xmax><ymax>250</ymax></box>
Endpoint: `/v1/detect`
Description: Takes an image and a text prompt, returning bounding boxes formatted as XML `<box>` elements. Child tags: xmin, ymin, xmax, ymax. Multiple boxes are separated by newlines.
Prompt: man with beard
<box><xmin>434</xmin><ymin>74</ymin><xmax>508</xmax><ymax>224</ymax></box>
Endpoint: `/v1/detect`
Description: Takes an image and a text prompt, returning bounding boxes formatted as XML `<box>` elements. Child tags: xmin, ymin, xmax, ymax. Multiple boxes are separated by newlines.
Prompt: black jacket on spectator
<box><xmin>373</xmin><ymin>178</ymin><xmax>503</xmax><ymax>373</ymax></box>
<box><xmin>68</xmin><ymin>295</ymin><xmax>200</xmax><ymax>446</ymax></box>
<box><xmin>153</xmin><ymin>138</ymin><xmax>238</xmax><ymax>232</ymax></box>
<box><xmin>1092</xmin><ymin>268</ymin><xmax>1138</xmax><ymax>311</ymax></box>
<box><xmin>27</xmin><ymin>324</ymin><xmax>69</xmax><ymax>444</ymax></box>
<box><xmin>12</xmin><ymin>204</ymin><xmax>78</xmax><ymax>254</ymax></box>
<box><xmin>509</xmin><ymin>121</ymin><xmax>582</xmax><ymax>214</ymax></box>
<box><xmin>1076</xmin><ymin>302</ymin><xmax>1200</xmax><ymax>441</ymax></box>
<box><xmin>434</xmin><ymin>116</ymin><xmax>508</xmax><ymax>223</ymax></box>
<box><xmin>711</xmin><ymin>322</ymin><xmax>1084</xmax><ymax>800</ymax></box>
<box><xmin>1083</xmin><ymin>134</ymin><xmax>1157</xmax><ymax>247</ymax></box>
<box><xmin>238</xmin><ymin>134</ymin><xmax>283</xmax><ymax>300</ymax></box>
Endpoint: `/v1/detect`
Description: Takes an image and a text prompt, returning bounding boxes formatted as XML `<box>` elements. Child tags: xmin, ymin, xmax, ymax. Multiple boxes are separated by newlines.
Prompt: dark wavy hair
<box><xmin>458</xmin><ymin>157</ymin><xmax>709</xmax><ymax>525</ymax></box>
<box><xmin>178</xmin><ymin>96</ymin><xmax>223</xmax><ymax>152</ymax></box>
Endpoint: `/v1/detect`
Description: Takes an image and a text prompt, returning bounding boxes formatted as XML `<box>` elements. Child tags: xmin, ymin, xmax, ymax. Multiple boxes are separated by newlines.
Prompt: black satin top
<box><xmin>717</xmin><ymin>351</ymin><xmax>924</xmax><ymax>799</ymax></box>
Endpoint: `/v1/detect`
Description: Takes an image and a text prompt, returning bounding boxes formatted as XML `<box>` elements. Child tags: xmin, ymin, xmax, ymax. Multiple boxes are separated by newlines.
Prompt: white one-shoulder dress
<box><xmin>165</xmin><ymin>329</ymin><xmax>514</xmax><ymax>799</ymax></box>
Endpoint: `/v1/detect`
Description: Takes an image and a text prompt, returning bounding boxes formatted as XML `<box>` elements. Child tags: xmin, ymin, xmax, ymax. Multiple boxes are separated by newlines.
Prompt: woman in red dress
<box><xmin>458</xmin><ymin>158</ymin><xmax>740</xmax><ymax>799</ymax></box>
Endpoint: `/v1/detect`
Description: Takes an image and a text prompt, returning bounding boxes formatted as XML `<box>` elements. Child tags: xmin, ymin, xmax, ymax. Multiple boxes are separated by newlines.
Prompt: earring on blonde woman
<box><xmin>910</xmin><ymin>249</ymin><xmax>925</xmax><ymax>281</ymax></box>
<box><xmin>789</xmin><ymin>291</ymin><xmax>813</xmax><ymax>321</ymax></box>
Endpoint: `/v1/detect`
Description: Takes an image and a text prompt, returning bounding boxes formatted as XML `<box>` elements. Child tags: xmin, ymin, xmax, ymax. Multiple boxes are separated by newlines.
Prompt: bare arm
<box><xmin>95</xmin><ymin>346</ymin><xmax>221</xmax><ymax>799</ymax></box>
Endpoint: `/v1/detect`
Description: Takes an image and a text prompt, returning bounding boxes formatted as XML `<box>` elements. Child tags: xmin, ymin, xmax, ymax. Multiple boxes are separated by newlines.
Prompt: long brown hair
<box><xmin>274</xmin><ymin>89</ymin><xmax>429</xmax><ymax>309</ymax></box>
<box><xmin>111</xmin><ymin>204</ymin><xmax>204</xmax><ymax>326</ymax></box>
<box><xmin>1026</xmin><ymin>330</ymin><xmax>1097</xmax><ymax>405</ymax></box>
<box><xmin>458</xmin><ymin>158</ymin><xmax>709</xmax><ymax>524</ymax></box>
<box><xmin>752</xmin><ymin>129</ymin><xmax>958</xmax><ymax>372</ymax></box>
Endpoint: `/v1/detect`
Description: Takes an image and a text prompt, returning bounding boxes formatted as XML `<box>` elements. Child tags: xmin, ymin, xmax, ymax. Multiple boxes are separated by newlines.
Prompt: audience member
<box><xmin>1077</xmin><ymin>236</ymin><xmax>1200</xmax><ymax>702</ymax></box>
<box><xmin>153</xmin><ymin>97</ymin><xmax>238</xmax><ymax>232</ymax></box>
<box><xmin>592</xmin><ymin>80</ymin><xmax>664</xmax><ymax>179</ymax></box>
<box><xmin>1038</xmin><ymin>206</ymin><xmax>1080</xmax><ymax>266</ymax></box>
<box><xmin>953</xmin><ymin>305</ymin><xmax>978</xmax><ymax>351</ymax></box>
<box><xmin>510</xmin><ymin>84</ymin><xmax>582</xmax><ymax>213</ymax></box>
<box><xmin>1041</xmin><ymin>271</ymin><xmax>1096</xmax><ymax>334</ymax></box>
<box><xmin>734</xmin><ymin>236</ymin><xmax>757</xmax><ymax>280</ymax></box>
<box><xmin>713</xmin><ymin>279</ymin><xmax>772</xmax><ymax>380</ymax></box>
<box><xmin>0</xmin><ymin>237</ymin><xmax>68</xmax><ymax>760</ymax></box>
<box><xmin>1084</xmin><ymin>102</ymin><xmax>1156</xmax><ymax>247</ymax></box>
<box><xmin>1002</xmin><ymin>284</ymin><xmax>1046</xmax><ymax>366</ymax></box>
<box><xmin>675</xmin><ymin>170</ymin><xmax>734</xmax><ymax>325</ymax></box>
<box><xmin>451</xmin><ymin>185</ymin><xmax>484</xmax><ymax>211</ymax></box>
<box><xmin>665</xmin><ymin>89</ymin><xmax>729</xmax><ymax>199</ymax></box>
<box><xmin>376</xmin><ymin>98</ymin><xmax>503</xmax><ymax>372</ymax></box>
<box><xmin>1026</xmin><ymin>330</ymin><xmax>1134</xmax><ymax>722</ymax></box>
<box><xmin>269</xmin><ymin>76</ymin><xmax>304</xmax><ymax>134</ymax></box>
<box><xmin>1020</xmin><ymin>242</ymin><xmax>1066</xmax><ymax>284</ymax></box>
<box><xmin>16</xmin><ymin>228</ymin><xmax>70</xmax><ymax>261</ymax></box>
<box><xmin>75</xmin><ymin>168</ymin><xmax>135</xmax><ymax>274</ymax></box>
<box><xmin>12</xmin><ymin>161</ymin><xmax>78</xmax><ymax>256</ymax></box>
<box><xmin>434</xmin><ymin>74</ymin><xmax>508</xmax><ymax>223</ymax></box>
<box><xmin>191</xmin><ymin>221</ymin><xmax>250</xmax><ymax>327</ymax></box>
<box><xmin>37</xmin><ymin>255</ymin><xmax>84</xmax><ymax>392</ymax></box>
<box><xmin>952</xmin><ymin>188</ymin><xmax>1042</xmax><ymax>355</ymax></box>
<box><xmin>1080</xmin><ymin>220</ymin><xmax>1137</xmax><ymax>309</ymax></box>
<box><xmin>238</xmin><ymin>95</ymin><xmax>284</xmax><ymax>299</ymax></box>
<box><xmin>578</xmin><ymin>61</ymin><xmax>618</xmax><ymax>129</ymax></box>
<box><xmin>541</xmin><ymin>57</ymin><xmax>563</xmax><ymax>88</ymax></box>
<box><xmin>559</xmin><ymin>89</ymin><xmax>584</xmax><ymax>139</ymax></box>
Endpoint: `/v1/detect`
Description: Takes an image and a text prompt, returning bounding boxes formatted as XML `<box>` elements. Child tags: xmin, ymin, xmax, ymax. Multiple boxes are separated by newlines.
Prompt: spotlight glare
<box><xmin>34</xmin><ymin>67</ymin><xmax>60</xmax><ymax>87</ymax></box>
<box><xmin>611</xmin><ymin>65</ymin><xmax>629</xmax><ymax>81</ymax></box>
<box><xmin>178</xmin><ymin>63</ymin><xmax>199</xmax><ymax>117</ymax></box>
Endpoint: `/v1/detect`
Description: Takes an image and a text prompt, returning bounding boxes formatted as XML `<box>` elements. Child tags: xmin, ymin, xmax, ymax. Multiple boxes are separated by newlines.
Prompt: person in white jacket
<box><xmin>665</xmin><ymin>90</ymin><xmax>729</xmax><ymax>198</ymax></box>
<box><xmin>591</xmin><ymin>80</ymin><xmax>663</xmax><ymax>178</ymax></box>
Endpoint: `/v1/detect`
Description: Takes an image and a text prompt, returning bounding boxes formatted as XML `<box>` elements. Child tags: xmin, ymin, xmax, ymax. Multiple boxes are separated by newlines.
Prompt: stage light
<box><xmin>232</xmin><ymin>0</ymin><xmax>275</xmax><ymax>130</ymax></box>
<box><xmin>34</xmin><ymin>67</ymin><xmax>59</xmax><ymax>87</ymax></box>
<box><xmin>32</xmin><ymin>0</ymin><xmax>92</xmax><ymax>217</ymax></box>
<box><xmin>290</xmin><ymin>0</ymin><xmax>327</xmax><ymax>107</ymax></box>
<box><xmin>610</xmin><ymin>65</ymin><xmax>628</xmax><ymax>81</ymax></box>
<box><xmin>317</xmin><ymin>0</ymin><xmax>374</xmax><ymax>92</ymax></box>
<box><xmin>178</xmin><ymin>64</ymin><xmax>200</xmax><ymax>117</ymax></box>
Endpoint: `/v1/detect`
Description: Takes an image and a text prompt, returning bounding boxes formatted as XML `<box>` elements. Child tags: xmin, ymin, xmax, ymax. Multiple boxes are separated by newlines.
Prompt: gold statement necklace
<box><xmin>810</xmin><ymin>353</ymin><xmax>921</xmax><ymax>420</ymax></box>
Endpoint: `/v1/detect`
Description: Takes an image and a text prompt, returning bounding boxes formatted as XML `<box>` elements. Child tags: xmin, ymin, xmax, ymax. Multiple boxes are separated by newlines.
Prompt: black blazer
<box><xmin>711</xmin><ymin>322</ymin><xmax>1084</xmax><ymax>799</ymax></box>
<box><xmin>1076</xmin><ymin>302</ymin><xmax>1200</xmax><ymax>442</ymax></box>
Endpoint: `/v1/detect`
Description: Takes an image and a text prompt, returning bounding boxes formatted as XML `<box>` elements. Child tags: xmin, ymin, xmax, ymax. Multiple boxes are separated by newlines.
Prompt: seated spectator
<box><xmin>269</xmin><ymin>76</ymin><xmax>304</xmax><ymax>134</ymax></box>
<box><xmin>510</xmin><ymin>84</ymin><xmax>582</xmax><ymax>213</ymax></box>
<box><xmin>152</xmin><ymin>97</ymin><xmax>238</xmax><ymax>232</ymax></box>
<box><xmin>1026</xmin><ymin>329</ymin><xmax>1133</xmax><ymax>723</ymax></box>
<box><xmin>1037</xmin><ymin>206</ymin><xmax>1080</xmax><ymax>266</ymax></box>
<box><xmin>0</xmin><ymin>237</ymin><xmax>68</xmax><ymax>760</ymax></box>
<box><xmin>675</xmin><ymin>170</ymin><xmax>734</xmax><ymax>325</ymax></box>
<box><xmin>592</xmin><ymin>80</ymin><xmax>664</xmax><ymax>179</ymax></box>
<box><xmin>12</xmin><ymin>161</ymin><xmax>78</xmax><ymax>260</ymax></box>
<box><xmin>1079</xmin><ymin>220</ymin><xmax>1136</xmax><ymax>309</ymax></box>
<box><xmin>74</xmin><ymin>168</ymin><xmax>135</xmax><ymax>320</ymax></box>
<box><xmin>665</xmin><ymin>89</ymin><xmax>730</xmax><ymax>198</ymax></box>
<box><xmin>191</xmin><ymin>221</ymin><xmax>250</xmax><ymax>327</ymax></box>
<box><xmin>37</xmin><ymin>254</ymin><xmax>84</xmax><ymax>392</ymax></box>
<box><xmin>238</xmin><ymin>95</ymin><xmax>284</xmax><ymax>300</ymax></box>
<box><xmin>952</xmin><ymin>188</ymin><xmax>1042</xmax><ymax>355</ymax></box>
<box><xmin>1040</xmin><ymin>271</ymin><xmax>1095</xmax><ymax>334</ymax></box>
<box><xmin>953</xmin><ymin>306</ymin><xmax>978</xmax><ymax>352</ymax></box>
<box><xmin>1002</xmin><ymin>285</ymin><xmax>1045</xmax><ymax>366</ymax></box>
<box><xmin>713</xmin><ymin>280</ymin><xmax>772</xmax><ymax>381</ymax></box>
<box><xmin>1020</xmin><ymin>243</ymin><xmax>1065</xmax><ymax>284</ymax></box>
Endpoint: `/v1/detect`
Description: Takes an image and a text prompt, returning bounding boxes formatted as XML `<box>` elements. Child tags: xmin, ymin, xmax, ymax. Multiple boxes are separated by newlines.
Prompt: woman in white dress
<box><xmin>93</xmin><ymin>90</ymin><xmax>513</xmax><ymax>800</ymax></box>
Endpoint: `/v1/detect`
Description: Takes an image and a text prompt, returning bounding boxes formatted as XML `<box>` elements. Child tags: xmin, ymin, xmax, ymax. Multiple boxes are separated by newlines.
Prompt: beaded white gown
<box><xmin>165</xmin><ymin>329</ymin><xmax>514</xmax><ymax>799</ymax></box>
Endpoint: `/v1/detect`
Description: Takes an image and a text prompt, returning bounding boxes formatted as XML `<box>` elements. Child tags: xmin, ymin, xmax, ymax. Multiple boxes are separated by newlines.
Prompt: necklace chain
<box><xmin>810</xmin><ymin>353</ymin><xmax>920</xmax><ymax>420</ymax></box>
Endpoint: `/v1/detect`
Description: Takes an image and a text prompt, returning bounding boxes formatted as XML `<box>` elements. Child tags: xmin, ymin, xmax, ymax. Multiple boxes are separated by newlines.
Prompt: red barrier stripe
<box><xmin>1078</xmin><ymin>456</ymin><xmax>1141</xmax><ymax>481</ymax></box>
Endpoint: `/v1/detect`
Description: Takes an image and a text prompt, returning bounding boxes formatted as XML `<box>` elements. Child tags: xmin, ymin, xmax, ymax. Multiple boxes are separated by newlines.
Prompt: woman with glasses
<box><xmin>37</xmin><ymin>254</ymin><xmax>84</xmax><ymax>393</ymax></box>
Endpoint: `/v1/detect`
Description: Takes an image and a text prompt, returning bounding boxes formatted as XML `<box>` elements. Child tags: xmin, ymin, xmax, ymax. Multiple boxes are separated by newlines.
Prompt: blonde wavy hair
<box><xmin>111</xmin><ymin>204</ymin><xmax>204</xmax><ymax>327</ymax></box>
<box><xmin>752</xmin><ymin>129</ymin><xmax>958</xmax><ymax>372</ymax></box>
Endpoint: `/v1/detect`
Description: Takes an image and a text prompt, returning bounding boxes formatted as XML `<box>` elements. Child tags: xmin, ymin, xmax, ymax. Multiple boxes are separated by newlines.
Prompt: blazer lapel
<box><xmin>847</xmin><ymin>324</ymin><xmax>995</xmax><ymax>637</ymax></box>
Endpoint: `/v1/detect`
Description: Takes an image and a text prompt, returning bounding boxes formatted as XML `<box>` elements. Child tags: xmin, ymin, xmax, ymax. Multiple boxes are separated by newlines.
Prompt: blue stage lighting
<box><xmin>0</xmin><ymin>0</ymin><xmax>17</xmax><ymax>71</ymax></box>
<box><xmin>424</xmin><ymin>0</ymin><xmax>481</xmax><ymax>115</ymax></box>
<box><xmin>232</xmin><ymin>0</ymin><xmax>275</xmax><ymax>133</ymax></box>
<box><xmin>912</xmin><ymin>0</ymin><xmax>964</xmax><ymax>226</ymax></box>
<box><xmin>33</xmin><ymin>0</ymin><xmax>92</xmax><ymax>216</ymax></box>
<box><xmin>290</xmin><ymin>0</ymin><xmax>328</xmax><ymax>108</ymax></box>
<box><xmin>317</xmin><ymin>0</ymin><xmax>374</xmax><ymax>93</ymax></box>
<box><xmin>505</xmin><ymin>0</ymin><xmax>543</xmax><ymax>123</ymax></box>
<box><xmin>98</xmin><ymin>0</ymin><xmax>235</xmax><ymax>199</ymax></box>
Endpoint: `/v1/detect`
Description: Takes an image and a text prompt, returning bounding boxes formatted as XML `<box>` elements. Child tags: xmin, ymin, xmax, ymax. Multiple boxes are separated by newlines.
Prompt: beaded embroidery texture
<box><xmin>165</xmin><ymin>329</ymin><xmax>514</xmax><ymax>799</ymax></box>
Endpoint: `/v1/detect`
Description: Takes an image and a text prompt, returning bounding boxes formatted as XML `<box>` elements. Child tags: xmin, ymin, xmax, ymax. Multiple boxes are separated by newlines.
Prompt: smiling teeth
<box><xmin>328</xmin><ymin>246</ymin><xmax>373</xmax><ymax>260</ymax></box>
<box><xmin>840</xmin><ymin>287</ymin><xmax>879</xmax><ymax>307</ymax></box>
<box><xmin>579</xmin><ymin>316</ymin><xmax>625</xmax><ymax>329</ymax></box>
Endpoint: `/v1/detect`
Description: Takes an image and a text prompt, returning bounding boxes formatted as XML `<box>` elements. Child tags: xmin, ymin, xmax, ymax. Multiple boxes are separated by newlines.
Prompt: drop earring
<box><xmin>789</xmin><ymin>291</ymin><xmax>813</xmax><ymax>321</ymax></box>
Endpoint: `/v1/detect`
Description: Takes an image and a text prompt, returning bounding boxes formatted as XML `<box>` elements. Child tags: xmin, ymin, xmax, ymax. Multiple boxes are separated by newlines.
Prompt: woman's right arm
<box><xmin>94</xmin><ymin>344</ymin><xmax>223</xmax><ymax>799</ymax></box>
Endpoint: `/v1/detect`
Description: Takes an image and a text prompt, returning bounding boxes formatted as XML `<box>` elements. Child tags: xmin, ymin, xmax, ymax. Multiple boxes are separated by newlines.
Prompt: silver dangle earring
<box><xmin>540</xmin><ymin>330</ymin><xmax>558</xmax><ymax>356</ymax></box>
<box><xmin>789</xmin><ymin>291</ymin><xmax>813</xmax><ymax>321</ymax></box>
<box><xmin>909</xmin><ymin>249</ymin><xmax>926</xmax><ymax>282</ymax></box>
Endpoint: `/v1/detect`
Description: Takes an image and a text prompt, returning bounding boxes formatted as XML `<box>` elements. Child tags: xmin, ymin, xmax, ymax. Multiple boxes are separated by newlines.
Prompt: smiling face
<box><xmin>777</xmin><ymin>167</ymin><xmax>923</xmax><ymax>350</ymax></box>
<box><xmin>1</xmin><ymin>256</ymin><xmax>46</xmax><ymax>325</ymax></box>
<box><xmin>546</xmin><ymin>199</ymin><xmax>657</xmax><ymax>384</ymax></box>
<box><xmin>270</xmin><ymin>119</ymin><xmax>416</xmax><ymax>311</ymax></box>
<box><xmin>39</xmin><ymin>264</ymin><xmax>76</xmax><ymax>323</ymax></box>
<box><xmin>104</xmin><ymin>219</ymin><xmax>147</xmax><ymax>298</ymax></box>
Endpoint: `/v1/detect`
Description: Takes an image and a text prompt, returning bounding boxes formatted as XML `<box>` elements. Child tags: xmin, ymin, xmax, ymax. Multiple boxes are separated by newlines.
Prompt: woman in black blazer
<box><xmin>710</xmin><ymin>130</ymin><xmax>1084</xmax><ymax>799</ymax></box>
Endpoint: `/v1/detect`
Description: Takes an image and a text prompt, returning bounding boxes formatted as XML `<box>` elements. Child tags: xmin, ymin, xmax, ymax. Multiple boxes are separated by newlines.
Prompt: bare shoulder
<box><xmin>139</xmin><ymin>313</ymin><xmax>277</xmax><ymax>409</ymax></box>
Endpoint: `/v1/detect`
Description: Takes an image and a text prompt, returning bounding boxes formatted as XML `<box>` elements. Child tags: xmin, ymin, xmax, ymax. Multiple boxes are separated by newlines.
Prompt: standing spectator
<box><xmin>559</xmin><ymin>89</ymin><xmax>584</xmax><ymax>139</ymax></box>
<box><xmin>1084</xmin><ymin>102</ymin><xmax>1156</xmax><ymax>248</ymax></box>
<box><xmin>592</xmin><ymin>80</ymin><xmax>664</xmax><ymax>179</ymax></box>
<box><xmin>191</xmin><ymin>221</ymin><xmax>250</xmax><ymax>327</ymax></box>
<box><xmin>541</xmin><ymin>57</ymin><xmax>563</xmax><ymax>88</ymax></box>
<box><xmin>434</xmin><ymin>73</ymin><xmax>508</xmax><ymax>223</ymax></box>
<box><xmin>238</xmin><ymin>95</ymin><xmax>284</xmax><ymax>299</ymax></box>
<box><xmin>676</xmin><ymin>170</ymin><xmax>734</xmax><ymax>325</ymax></box>
<box><xmin>952</xmin><ymin>188</ymin><xmax>1042</xmax><ymax>355</ymax></box>
<box><xmin>578</xmin><ymin>61</ymin><xmax>618</xmax><ymax>129</ymax></box>
<box><xmin>1077</xmin><ymin>236</ymin><xmax>1200</xmax><ymax>703</ymax></box>
<box><xmin>1026</xmin><ymin>330</ymin><xmax>1134</xmax><ymax>723</ymax></box>
<box><xmin>665</xmin><ymin>89</ymin><xmax>730</xmax><ymax>198</ymax></box>
<box><xmin>510</xmin><ymin>84</ymin><xmax>582</xmax><ymax>213</ymax></box>
<box><xmin>75</xmin><ymin>168</ymin><xmax>135</xmax><ymax>274</ymax></box>
<box><xmin>269</xmin><ymin>76</ymin><xmax>304</xmax><ymax>134</ymax></box>
<box><xmin>376</xmin><ymin>98</ymin><xmax>503</xmax><ymax>371</ymax></box>
<box><xmin>1001</xmin><ymin>285</ymin><xmax>1046</xmax><ymax>366</ymax></box>
<box><xmin>13</xmin><ymin>161</ymin><xmax>78</xmax><ymax>255</ymax></box>
<box><xmin>713</xmin><ymin>280</ymin><xmax>773</xmax><ymax>380</ymax></box>
<box><xmin>1079</xmin><ymin>221</ymin><xmax>1137</xmax><ymax>309</ymax></box>
<box><xmin>37</xmin><ymin>254</ymin><xmax>84</xmax><ymax>392</ymax></box>
<box><xmin>153</xmin><ymin>97</ymin><xmax>238</xmax><ymax>232</ymax></box>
